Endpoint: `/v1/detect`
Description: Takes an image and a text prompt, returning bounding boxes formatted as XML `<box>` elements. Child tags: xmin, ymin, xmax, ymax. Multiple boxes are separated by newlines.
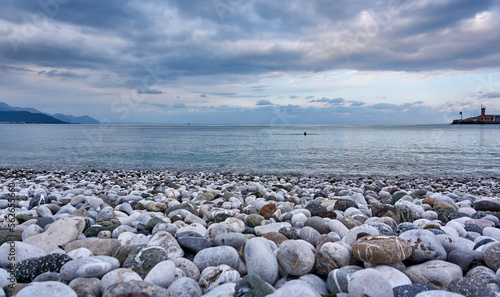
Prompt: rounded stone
<box><xmin>172</xmin><ymin>257</ymin><xmax>200</xmax><ymax>281</ymax></box>
<box><xmin>16</xmin><ymin>281</ymin><xmax>77</xmax><ymax>297</ymax></box>
<box><xmin>348</xmin><ymin>268</ymin><xmax>394</xmax><ymax>297</ymax></box>
<box><xmin>60</xmin><ymin>256</ymin><xmax>120</xmax><ymax>281</ymax></box>
<box><xmin>392</xmin><ymin>284</ymin><xmax>435</xmax><ymax>297</ymax></box>
<box><xmin>334</xmin><ymin>199</ymin><xmax>358</xmax><ymax>212</ymax></box>
<box><xmin>198</xmin><ymin>264</ymin><xmax>241</xmax><ymax>294</ymax></box>
<box><xmin>68</xmin><ymin>277</ymin><xmax>101</xmax><ymax>297</ymax></box>
<box><xmin>177</xmin><ymin>231</ymin><xmax>213</xmax><ymax>253</ymax></box>
<box><xmin>15</xmin><ymin>253</ymin><xmax>72</xmax><ymax>283</ymax></box>
<box><xmin>147</xmin><ymin>231</ymin><xmax>184</xmax><ymax>259</ymax></box>
<box><xmin>123</xmin><ymin>246</ymin><xmax>169</xmax><ymax>278</ymax></box>
<box><xmin>372</xmin><ymin>265</ymin><xmax>412</xmax><ymax>288</ymax></box>
<box><xmin>168</xmin><ymin>277</ymin><xmax>203</xmax><ymax>297</ymax></box>
<box><xmin>262</xmin><ymin>232</ymin><xmax>288</xmax><ymax>246</ymax></box>
<box><xmin>276</xmin><ymin>240</ymin><xmax>315</xmax><ymax>276</ymax></box>
<box><xmin>193</xmin><ymin>245</ymin><xmax>240</xmax><ymax>272</ymax></box>
<box><xmin>474</xmin><ymin>200</ymin><xmax>500</xmax><ymax>212</ymax></box>
<box><xmin>267</xmin><ymin>279</ymin><xmax>320</xmax><ymax>297</ymax></box>
<box><xmin>214</xmin><ymin>232</ymin><xmax>247</xmax><ymax>249</ymax></box>
<box><xmin>244</xmin><ymin>237</ymin><xmax>279</xmax><ymax>285</ymax></box>
<box><xmin>314</xmin><ymin>242</ymin><xmax>350</xmax><ymax>276</ymax></box>
<box><xmin>447</xmin><ymin>277</ymin><xmax>495</xmax><ymax>297</ymax></box>
<box><xmin>353</xmin><ymin>235</ymin><xmax>412</xmax><ymax>264</ymax></box>
<box><xmin>404</xmin><ymin>260</ymin><xmax>463</xmax><ymax>290</ymax></box>
<box><xmin>300</xmin><ymin>226</ymin><xmax>320</xmax><ymax>246</ymax></box>
<box><xmin>102</xmin><ymin>280</ymin><xmax>176</xmax><ymax>297</ymax></box>
<box><xmin>0</xmin><ymin>241</ymin><xmax>47</xmax><ymax>266</ymax></box>
<box><xmin>100</xmin><ymin>268</ymin><xmax>142</xmax><ymax>292</ymax></box>
<box><xmin>234</xmin><ymin>274</ymin><xmax>276</xmax><ymax>297</ymax></box>
<box><xmin>35</xmin><ymin>216</ymin><xmax>55</xmax><ymax>228</ymax></box>
<box><xmin>143</xmin><ymin>260</ymin><xmax>176</xmax><ymax>288</ymax></box>
<box><xmin>304</xmin><ymin>217</ymin><xmax>329</xmax><ymax>234</ymax></box>
<box><xmin>345</xmin><ymin>225</ymin><xmax>380</xmax><ymax>246</ymax></box>
<box><xmin>279</xmin><ymin>226</ymin><xmax>301</xmax><ymax>240</ymax></box>
<box><xmin>484</xmin><ymin>242</ymin><xmax>500</xmax><ymax>271</ymax></box>
<box><xmin>399</xmin><ymin>229</ymin><xmax>447</xmax><ymax>263</ymax></box>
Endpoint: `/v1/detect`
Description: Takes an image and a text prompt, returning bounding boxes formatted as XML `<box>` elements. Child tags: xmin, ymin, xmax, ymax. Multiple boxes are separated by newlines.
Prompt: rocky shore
<box><xmin>1</xmin><ymin>168</ymin><xmax>500</xmax><ymax>297</ymax></box>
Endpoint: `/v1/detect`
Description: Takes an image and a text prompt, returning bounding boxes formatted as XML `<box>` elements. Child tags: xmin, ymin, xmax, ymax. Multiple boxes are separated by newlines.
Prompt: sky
<box><xmin>1</xmin><ymin>0</ymin><xmax>500</xmax><ymax>124</ymax></box>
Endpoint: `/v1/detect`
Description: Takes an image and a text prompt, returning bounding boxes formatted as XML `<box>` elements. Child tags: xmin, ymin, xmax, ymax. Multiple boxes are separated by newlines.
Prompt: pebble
<box><xmin>244</xmin><ymin>237</ymin><xmax>279</xmax><ymax>284</ymax></box>
<box><xmin>327</xmin><ymin>266</ymin><xmax>363</xmax><ymax>294</ymax></box>
<box><xmin>348</xmin><ymin>268</ymin><xmax>394</xmax><ymax>297</ymax></box>
<box><xmin>234</xmin><ymin>273</ymin><xmax>276</xmax><ymax>297</ymax></box>
<box><xmin>100</xmin><ymin>268</ymin><xmax>142</xmax><ymax>292</ymax></box>
<box><xmin>399</xmin><ymin>229</ymin><xmax>447</xmax><ymax>263</ymax></box>
<box><xmin>193</xmin><ymin>246</ymin><xmax>240</xmax><ymax>272</ymax></box>
<box><xmin>276</xmin><ymin>240</ymin><xmax>315</xmax><ymax>276</ymax></box>
<box><xmin>60</xmin><ymin>256</ymin><xmax>120</xmax><ymax>281</ymax></box>
<box><xmin>254</xmin><ymin>222</ymin><xmax>292</xmax><ymax>236</ymax></box>
<box><xmin>315</xmin><ymin>242</ymin><xmax>350</xmax><ymax>275</ymax></box>
<box><xmin>64</xmin><ymin>238</ymin><xmax>121</xmax><ymax>256</ymax></box>
<box><xmin>23</xmin><ymin>217</ymin><xmax>86</xmax><ymax>252</ymax></box>
<box><xmin>0</xmin><ymin>241</ymin><xmax>47</xmax><ymax>266</ymax></box>
<box><xmin>15</xmin><ymin>253</ymin><xmax>72</xmax><ymax>282</ymax></box>
<box><xmin>404</xmin><ymin>260</ymin><xmax>463</xmax><ymax>290</ymax></box>
<box><xmin>352</xmin><ymin>235</ymin><xmax>412</xmax><ymax>264</ymax></box>
<box><xmin>143</xmin><ymin>260</ymin><xmax>176</xmax><ymax>288</ymax></box>
<box><xmin>267</xmin><ymin>279</ymin><xmax>321</xmax><ymax>297</ymax></box>
<box><xmin>2</xmin><ymin>169</ymin><xmax>500</xmax><ymax>296</ymax></box>
<box><xmin>16</xmin><ymin>281</ymin><xmax>77</xmax><ymax>297</ymax></box>
<box><xmin>198</xmin><ymin>264</ymin><xmax>240</xmax><ymax>294</ymax></box>
<box><xmin>102</xmin><ymin>280</ymin><xmax>176</xmax><ymax>297</ymax></box>
<box><xmin>68</xmin><ymin>277</ymin><xmax>101</xmax><ymax>297</ymax></box>
<box><xmin>168</xmin><ymin>277</ymin><xmax>203</xmax><ymax>297</ymax></box>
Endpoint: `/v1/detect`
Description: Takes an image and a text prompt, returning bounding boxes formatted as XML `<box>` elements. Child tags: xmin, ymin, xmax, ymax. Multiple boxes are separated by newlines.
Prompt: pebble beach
<box><xmin>1</xmin><ymin>168</ymin><xmax>500</xmax><ymax>297</ymax></box>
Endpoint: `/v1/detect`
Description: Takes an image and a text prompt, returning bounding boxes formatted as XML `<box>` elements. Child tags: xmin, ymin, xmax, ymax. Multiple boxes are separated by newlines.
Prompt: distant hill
<box><xmin>52</xmin><ymin>113</ymin><xmax>100</xmax><ymax>124</ymax></box>
<box><xmin>0</xmin><ymin>102</ymin><xmax>43</xmax><ymax>114</ymax></box>
<box><xmin>0</xmin><ymin>110</ymin><xmax>68</xmax><ymax>124</ymax></box>
<box><xmin>0</xmin><ymin>102</ymin><xmax>100</xmax><ymax>124</ymax></box>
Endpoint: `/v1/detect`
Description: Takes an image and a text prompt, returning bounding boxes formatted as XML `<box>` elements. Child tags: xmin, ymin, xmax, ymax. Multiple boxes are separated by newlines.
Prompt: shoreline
<box><xmin>2</xmin><ymin>167</ymin><xmax>499</xmax><ymax>182</ymax></box>
<box><xmin>1</xmin><ymin>167</ymin><xmax>499</xmax><ymax>296</ymax></box>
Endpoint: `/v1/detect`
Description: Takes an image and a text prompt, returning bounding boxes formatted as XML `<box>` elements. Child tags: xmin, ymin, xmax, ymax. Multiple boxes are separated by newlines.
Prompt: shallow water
<box><xmin>1</xmin><ymin>124</ymin><xmax>499</xmax><ymax>177</ymax></box>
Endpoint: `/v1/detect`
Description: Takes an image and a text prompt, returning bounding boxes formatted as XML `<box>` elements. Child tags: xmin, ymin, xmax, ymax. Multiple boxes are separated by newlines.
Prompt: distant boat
<box><xmin>452</xmin><ymin>106</ymin><xmax>500</xmax><ymax>124</ymax></box>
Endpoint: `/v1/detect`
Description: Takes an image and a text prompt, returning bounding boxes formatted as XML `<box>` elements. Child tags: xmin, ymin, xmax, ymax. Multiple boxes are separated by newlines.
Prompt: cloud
<box><xmin>309</xmin><ymin>97</ymin><xmax>345</xmax><ymax>105</ymax></box>
<box><xmin>289</xmin><ymin>95</ymin><xmax>300</xmax><ymax>99</ymax></box>
<box><xmin>137</xmin><ymin>89</ymin><xmax>164</xmax><ymax>94</ymax></box>
<box><xmin>173</xmin><ymin>102</ymin><xmax>186</xmax><ymax>108</ymax></box>
<box><xmin>479</xmin><ymin>91</ymin><xmax>500</xmax><ymax>99</ymax></box>
<box><xmin>256</xmin><ymin>99</ymin><xmax>273</xmax><ymax>106</ymax></box>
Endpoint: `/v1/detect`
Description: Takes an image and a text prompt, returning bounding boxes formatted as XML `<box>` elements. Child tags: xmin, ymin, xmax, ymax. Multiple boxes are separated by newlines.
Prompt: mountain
<box><xmin>52</xmin><ymin>113</ymin><xmax>100</xmax><ymax>124</ymax></box>
<box><xmin>0</xmin><ymin>102</ymin><xmax>44</xmax><ymax>114</ymax></box>
<box><xmin>0</xmin><ymin>102</ymin><xmax>100</xmax><ymax>124</ymax></box>
<box><xmin>0</xmin><ymin>110</ymin><xmax>68</xmax><ymax>124</ymax></box>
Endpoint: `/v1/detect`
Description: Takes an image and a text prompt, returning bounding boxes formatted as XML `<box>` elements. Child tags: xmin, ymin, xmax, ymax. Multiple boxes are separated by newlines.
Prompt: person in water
<box><xmin>304</xmin><ymin>132</ymin><xmax>307</xmax><ymax>135</ymax></box>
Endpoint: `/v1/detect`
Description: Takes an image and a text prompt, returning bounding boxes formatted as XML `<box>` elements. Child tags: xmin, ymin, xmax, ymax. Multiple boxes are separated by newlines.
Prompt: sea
<box><xmin>1</xmin><ymin>124</ymin><xmax>500</xmax><ymax>178</ymax></box>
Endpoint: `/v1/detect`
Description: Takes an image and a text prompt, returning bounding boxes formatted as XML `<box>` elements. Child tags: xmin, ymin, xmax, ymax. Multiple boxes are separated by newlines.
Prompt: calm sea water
<box><xmin>1</xmin><ymin>124</ymin><xmax>499</xmax><ymax>177</ymax></box>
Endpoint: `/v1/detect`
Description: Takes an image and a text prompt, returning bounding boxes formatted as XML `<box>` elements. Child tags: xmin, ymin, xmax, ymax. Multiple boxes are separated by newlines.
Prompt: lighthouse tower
<box><xmin>481</xmin><ymin>105</ymin><xmax>486</xmax><ymax>116</ymax></box>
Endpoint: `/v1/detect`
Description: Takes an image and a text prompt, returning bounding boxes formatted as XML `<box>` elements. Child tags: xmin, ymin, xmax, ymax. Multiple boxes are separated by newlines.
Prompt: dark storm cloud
<box><xmin>1</xmin><ymin>0</ymin><xmax>499</xmax><ymax>89</ymax></box>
